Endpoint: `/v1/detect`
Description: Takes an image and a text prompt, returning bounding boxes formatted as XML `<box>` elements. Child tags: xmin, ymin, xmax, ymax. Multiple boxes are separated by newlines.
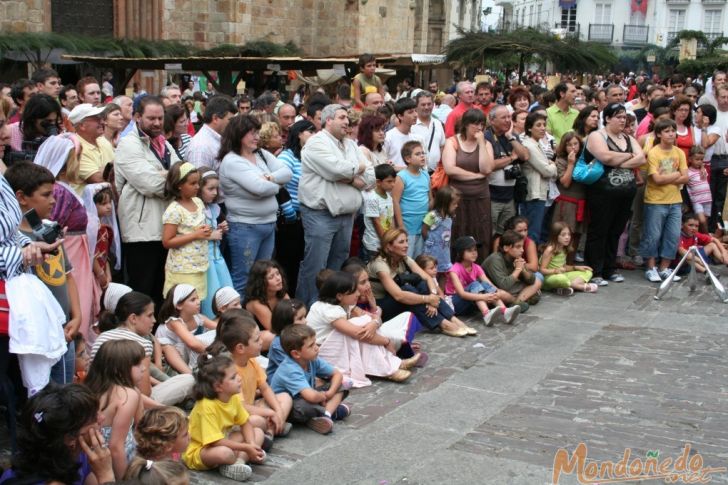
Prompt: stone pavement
<box><xmin>2</xmin><ymin>268</ymin><xmax>727</xmax><ymax>484</ymax></box>
<box><xmin>188</xmin><ymin>268</ymin><xmax>728</xmax><ymax>485</ymax></box>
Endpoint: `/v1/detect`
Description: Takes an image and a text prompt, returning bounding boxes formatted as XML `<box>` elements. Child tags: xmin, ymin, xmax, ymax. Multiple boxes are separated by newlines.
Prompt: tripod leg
<box><xmin>656</xmin><ymin>248</ymin><xmax>690</xmax><ymax>299</ymax></box>
<box><xmin>692</xmin><ymin>246</ymin><xmax>728</xmax><ymax>302</ymax></box>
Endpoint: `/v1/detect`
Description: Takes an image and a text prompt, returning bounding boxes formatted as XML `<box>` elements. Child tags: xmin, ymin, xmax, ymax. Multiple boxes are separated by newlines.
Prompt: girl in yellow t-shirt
<box><xmin>183</xmin><ymin>354</ymin><xmax>266</xmax><ymax>481</ymax></box>
<box><xmin>207</xmin><ymin>309</ymin><xmax>293</xmax><ymax>444</ymax></box>
<box><xmin>641</xmin><ymin>119</ymin><xmax>689</xmax><ymax>283</ymax></box>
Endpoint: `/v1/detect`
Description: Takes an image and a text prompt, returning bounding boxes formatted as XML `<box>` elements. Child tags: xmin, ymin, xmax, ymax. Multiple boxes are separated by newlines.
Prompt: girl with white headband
<box><xmin>197</xmin><ymin>166</ymin><xmax>233</xmax><ymax>318</ymax></box>
<box><xmin>161</xmin><ymin>161</ymin><xmax>210</xmax><ymax>300</ymax></box>
<box><xmin>211</xmin><ymin>286</ymin><xmax>243</xmax><ymax>321</ymax></box>
<box><xmin>156</xmin><ymin>283</ymin><xmax>216</xmax><ymax>375</ymax></box>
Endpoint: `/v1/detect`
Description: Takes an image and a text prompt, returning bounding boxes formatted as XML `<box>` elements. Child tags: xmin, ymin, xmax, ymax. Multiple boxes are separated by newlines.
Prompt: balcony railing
<box><xmin>553</xmin><ymin>22</ymin><xmax>580</xmax><ymax>38</ymax></box>
<box><xmin>706</xmin><ymin>31</ymin><xmax>725</xmax><ymax>42</ymax></box>
<box><xmin>623</xmin><ymin>24</ymin><xmax>649</xmax><ymax>44</ymax></box>
<box><xmin>666</xmin><ymin>31</ymin><xmax>680</xmax><ymax>44</ymax></box>
<box><xmin>589</xmin><ymin>23</ymin><xmax>614</xmax><ymax>42</ymax></box>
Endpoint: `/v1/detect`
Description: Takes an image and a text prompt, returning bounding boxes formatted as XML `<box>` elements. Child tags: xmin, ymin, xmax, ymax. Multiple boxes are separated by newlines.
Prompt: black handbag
<box><xmin>513</xmin><ymin>174</ymin><xmax>529</xmax><ymax>203</ymax></box>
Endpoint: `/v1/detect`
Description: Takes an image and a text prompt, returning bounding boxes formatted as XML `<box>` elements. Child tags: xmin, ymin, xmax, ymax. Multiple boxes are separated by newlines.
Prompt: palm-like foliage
<box><xmin>446</xmin><ymin>28</ymin><xmax>617</xmax><ymax>78</ymax></box>
<box><xmin>0</xmin><ymin>32</ymin><xmax>301</xmax><ymax>69</ymax></box>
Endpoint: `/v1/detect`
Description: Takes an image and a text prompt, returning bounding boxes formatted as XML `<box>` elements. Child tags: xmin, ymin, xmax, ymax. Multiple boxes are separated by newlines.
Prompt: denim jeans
<box><xmin>451</xmin><ymin>281</ymin><xmax>496</xmax><ymax>315</ymax></box>
<box><xmin>227</xmin><ymin>221</ymin><xmax>276</xmax><ymax>296</ymax></box>
<box><xmin>50</xmin><ymin>339</ymin><xmax>75</xmax><ymax>385</ymax></box>
<box><xmin>519</xmin><ymin>199</ymin><xmax>547</xmax><ymax>244</ymax></box>
<box><xmin>640</xmin><ymin>203</ymin><xmax>682</xmax><ymax>260</ymax></box>
<box><xmin>296</xmin><ymin>206</ymin><xmax>355</xmax><ymax>306</ymax></box>
<box><xmin>407</xmin><ymin>234</ymin><xmax>424</xmax><ymax>258</ymax></box>
<box><xmin>377</xmin><ymin>281</ymin><xmax>454</xmax><ymax>331</ymax></box>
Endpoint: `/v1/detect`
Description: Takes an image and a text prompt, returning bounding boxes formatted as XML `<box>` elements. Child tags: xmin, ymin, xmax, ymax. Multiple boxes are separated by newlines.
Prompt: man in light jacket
<box><xmin>115</xmin><ymin>96</ymin><xmax>180</xmax><ymax>309</ymax></box>
<box><xmin>296</xmin><ymin>104</ymin><xmax>374</xmax><ymax>305</ymax></box>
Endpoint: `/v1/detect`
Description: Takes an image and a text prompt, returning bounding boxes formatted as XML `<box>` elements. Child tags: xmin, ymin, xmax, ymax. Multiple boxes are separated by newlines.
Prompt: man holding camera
<box><xmin>486</xmin><ymin>105</ymin><xmax>529</xmax><ymax>239</ymax></box>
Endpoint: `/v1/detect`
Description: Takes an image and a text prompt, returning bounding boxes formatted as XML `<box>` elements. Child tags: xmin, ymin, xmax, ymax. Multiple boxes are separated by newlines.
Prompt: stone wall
<box><xmin>0</xmin><ymin>0</ymin><xmax>420</xmax><ymax>57</ymax></box>
<box><xmin>161</xmin><ymin>0</ymin><xmax>414</xmax><ymax>56</ymax></box>
<box><xmin>0</xmin><ymin>0</ymin><xmax>47</xmax><ymax>33</ymax></box>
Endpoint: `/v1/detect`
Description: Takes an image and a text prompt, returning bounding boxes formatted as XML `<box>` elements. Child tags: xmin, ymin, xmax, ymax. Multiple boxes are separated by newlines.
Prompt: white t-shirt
<box><xmin>411</xmin><ymin>118</ymin><xmax>446</xmax><ymax>171</ymax></box>
<box><xmin>383</xmin><ymin>128</ymin><xmax>427</xmax><ymax>168</ymax></box>
<box><xmin>307</xmin><ymin>301</ymin><xmax>348</xmax><ymax>344</ymax></box>
<box><xmin>712</xmin><ymin>110</ymin><xmax>728</xmax><ymax>156</ymax></box>
<box><xmin>695</xmin><ymin>124</ymin><xmax>722</xmax><ymax>160</ymax></box>
<box><xmin>362</xmin><ymin>190</ymin><xmax>394</xmax><ymax>251</ymax></box>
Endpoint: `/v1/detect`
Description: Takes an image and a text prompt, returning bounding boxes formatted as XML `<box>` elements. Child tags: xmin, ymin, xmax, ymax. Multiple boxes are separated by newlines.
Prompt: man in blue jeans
<box><xmin>296</xmin><ymin>104</ymin><xmax>374</xmax><ymax>305</ymax></box>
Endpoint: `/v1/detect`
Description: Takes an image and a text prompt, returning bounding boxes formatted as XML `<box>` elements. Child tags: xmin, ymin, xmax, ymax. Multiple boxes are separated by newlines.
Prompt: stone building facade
<box><xmin>1</xmin><ymin>0</ymin><xmax>482</xmax><ymax>91</ymax></box>
<box><xmin>1</xmin><ymin>0</ymin><xmax>481</xmax><ymax>56</ymax></box>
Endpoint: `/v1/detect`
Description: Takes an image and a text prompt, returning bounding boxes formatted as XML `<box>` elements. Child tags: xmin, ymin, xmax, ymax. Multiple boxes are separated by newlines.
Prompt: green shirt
<box><xmin>546</xmin><ymin>104</ymin><xmax>579</xmax><ymax>144</ymax></box>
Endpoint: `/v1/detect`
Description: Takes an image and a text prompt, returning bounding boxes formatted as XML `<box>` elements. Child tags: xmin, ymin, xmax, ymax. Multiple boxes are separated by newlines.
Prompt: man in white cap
<box><xmin>69</xmin><ymin>103</ymin><xmax>114</xmax><ymax>195</ymax></box>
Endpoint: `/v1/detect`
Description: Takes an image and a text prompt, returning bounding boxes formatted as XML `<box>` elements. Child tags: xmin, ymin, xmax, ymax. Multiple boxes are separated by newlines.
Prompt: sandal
<box><xmin>584</xmin><ymin>283</ymin><xmax>598</xmax><ymax>293</ymax></box>
<box><xmin>555</xmin><ymin>287</ymin><xmax>575</xmax><ymax>296</ymax></box>
<box><xmin>386</xmin><ymin>369</ymin><xmax>412</xmax><ymax>383</ymax></box>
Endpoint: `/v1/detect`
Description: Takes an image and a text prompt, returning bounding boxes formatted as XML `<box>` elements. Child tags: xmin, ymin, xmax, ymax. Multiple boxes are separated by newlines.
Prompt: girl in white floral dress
<box><xmin>162</xmin><ymin>161</ymin><xmax>211</xmax><ymax>299</ymax></box>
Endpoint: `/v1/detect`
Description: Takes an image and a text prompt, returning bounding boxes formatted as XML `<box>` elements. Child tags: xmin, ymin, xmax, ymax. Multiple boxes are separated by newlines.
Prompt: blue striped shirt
<box><xmin>278</xmin><ymin>148</ymin><xmax>301</xmax><ymax>222</ymax></box>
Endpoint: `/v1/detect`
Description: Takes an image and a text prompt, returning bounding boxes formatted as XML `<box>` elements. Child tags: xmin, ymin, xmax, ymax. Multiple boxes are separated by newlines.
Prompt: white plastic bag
<box><xmin>7</xmin><ymin>273</ymin><xmax>67</xmax><ymax>394</ymax></box>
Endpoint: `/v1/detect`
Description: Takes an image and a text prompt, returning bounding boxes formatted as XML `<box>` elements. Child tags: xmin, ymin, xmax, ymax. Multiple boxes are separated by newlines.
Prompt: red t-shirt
<box><xmin>679</xmin><ymin>231</ymin><xmax>712</xmax><ymax>252</ymax></box>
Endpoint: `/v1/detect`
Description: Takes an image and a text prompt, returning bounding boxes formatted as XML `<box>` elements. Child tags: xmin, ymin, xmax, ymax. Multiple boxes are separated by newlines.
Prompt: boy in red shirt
<box><xmin>675</xmin><ymin>213</ymin><xmax>728</xmax><ymax>274</ymax></box>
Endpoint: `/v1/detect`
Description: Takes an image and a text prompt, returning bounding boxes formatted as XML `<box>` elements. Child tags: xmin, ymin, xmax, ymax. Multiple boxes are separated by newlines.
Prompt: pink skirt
<box><xmin>318</xmin><ymin>315</ymin><xmax>401</xmax><ymax>388</ymax></box>
<box><xmin>64</xmin><ymin>234</ymin><xmax>100</xmax><ymax>342</ymax></box>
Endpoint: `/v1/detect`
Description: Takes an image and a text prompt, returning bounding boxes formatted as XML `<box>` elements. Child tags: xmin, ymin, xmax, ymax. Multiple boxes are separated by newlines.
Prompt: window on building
<box><xmin>594</xmin><ymin>3</ymin><xmax>612</xmax><ymax>24</ymax></box>
<box><xmin>561</xmin><ymin>6</ymin><xmax>577</xmax><ymax>31</ymax></box>
<box><xmin>668</xmin><ymin>9</ymin><xmax>686</xmax><ymax>31</ymax></box>
<box><xmin>704</xmin><ymin>9</ymin><xmax>722</xmax><ymax>36</ymax></box>
<box><xmin>529</xmin><ymin>5</ymin><xmax>535</xmax><ymax>25</ymax></box>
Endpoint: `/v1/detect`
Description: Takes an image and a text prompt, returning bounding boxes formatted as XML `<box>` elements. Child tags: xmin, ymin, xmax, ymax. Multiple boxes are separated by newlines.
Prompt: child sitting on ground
<box><xmin>134</xmin><ymin>406</ymin><xmax>189</xmax><ymax>461</ymax></box>
<box><xmin>156</xmin><ymin>284</ymin><xmax>217</xmax><ymax>374</ymax></box>
<box><xmin>85</xmin><ymin>339</ymin><xmax>145</xmax><ymax>478</ymax></box>
<box><xmin>207</xmin><ymin>309</ymin><xmax>293</xmax><ymax>442</ymax></box>
<box><xmin>482</xmin><ymin>230</ymin><xmax>543</xmax><ymax>313</ymax></box>
<box><xmin>211</xmin><ymin>286</ymin><xmax>244</xmax><ymax>324</ymax></box>
<box><xmin>270</xmin><ymin>325</ymin><xmax>349</xmax><ymax>435</ymax></box>
<box><xmin>183</xmin><ymin>354</ymin><xmax>266</xmax><ymax>482</ymax></box>
<box><xmin>446</xmin><ymin>236</ymin><xmax>520</xmax><ymax>326</ymax></box>
<box><xmin>539</xmin><ymin>222</ymin><xmax>597</xmax><ymax>295</ymax></box>
<box><xmin>73</xmin><ymin>333</ymin><xmax>89</xmax><ymax>383</ymax></box>
<box><xmin>675</xmin><ymin>212</ymin><xmax>728</xmax><ymax>274</ymax></box>
<box><xmin>307</xmin><ymin>271</ymin><xmax>420</xmax><ymax>386</ymax></box>
<box><xmin>123</xmin><ymin>457</ymin><xmax>189</xmax><ymax>484</ymax></box>
<box><xmin>267</xmin><ymin>299</ymin><xmax>308</xmax><ymax>382</ymax></box>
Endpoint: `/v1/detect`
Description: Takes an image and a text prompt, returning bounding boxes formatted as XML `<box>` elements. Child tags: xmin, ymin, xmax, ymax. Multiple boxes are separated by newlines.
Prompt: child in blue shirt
<box><xmin>392</xmin><ymin>140</ymin><xmax>431</xmax><ymax>257</ymax></box>
<box><xmin>266</xmin><ymin>299</ymin><xmax>307</xmax><ymax>382</ymax></box>
<box><xmin>270</xmin><ymin>325</ymin><xmax>349</xmax><ymax>434</ymax></box>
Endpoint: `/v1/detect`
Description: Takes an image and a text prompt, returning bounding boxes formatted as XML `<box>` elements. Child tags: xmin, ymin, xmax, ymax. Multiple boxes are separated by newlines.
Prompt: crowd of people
<box><xmin>0</xmin><ymin>57</ymin><xmax>727</xmax><ymax>483</ymax></box>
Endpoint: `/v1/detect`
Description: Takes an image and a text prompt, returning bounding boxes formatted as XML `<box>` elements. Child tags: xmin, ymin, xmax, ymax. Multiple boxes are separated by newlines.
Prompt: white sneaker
<box><xmin>658</xmin><ymin>268</ymin><xmax>681</xmax><ymax>282</ymax></box>
<box><xmin>502</xmin><ymin>305</ymin><xmax>520</xmax><ymax>325</ymax></box>
<box><xmin>608</xmin><ymin>273</ymin><xmax>625</xmax><ymax>283</ymax></box>
<box><xmin>219</xmin><ymin>462</ymin><xmax>253</xmax><ymax>481</ymax></box>
<box><xmin>645</xmin><ymin>267</ymin><xmax>662</xmax><ymax>283</ymax></box>
<box><xmin>482</xmin><ymin>310</ymin><xmax>497</xmax><ymax>327</ymax></box>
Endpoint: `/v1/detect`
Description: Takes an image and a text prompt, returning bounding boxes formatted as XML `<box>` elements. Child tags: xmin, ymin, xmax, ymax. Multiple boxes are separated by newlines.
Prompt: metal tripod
<box><xmin>655</xmin><ymin>245</ymin><xmax>728</xmax><ymax>302</ymax></box>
